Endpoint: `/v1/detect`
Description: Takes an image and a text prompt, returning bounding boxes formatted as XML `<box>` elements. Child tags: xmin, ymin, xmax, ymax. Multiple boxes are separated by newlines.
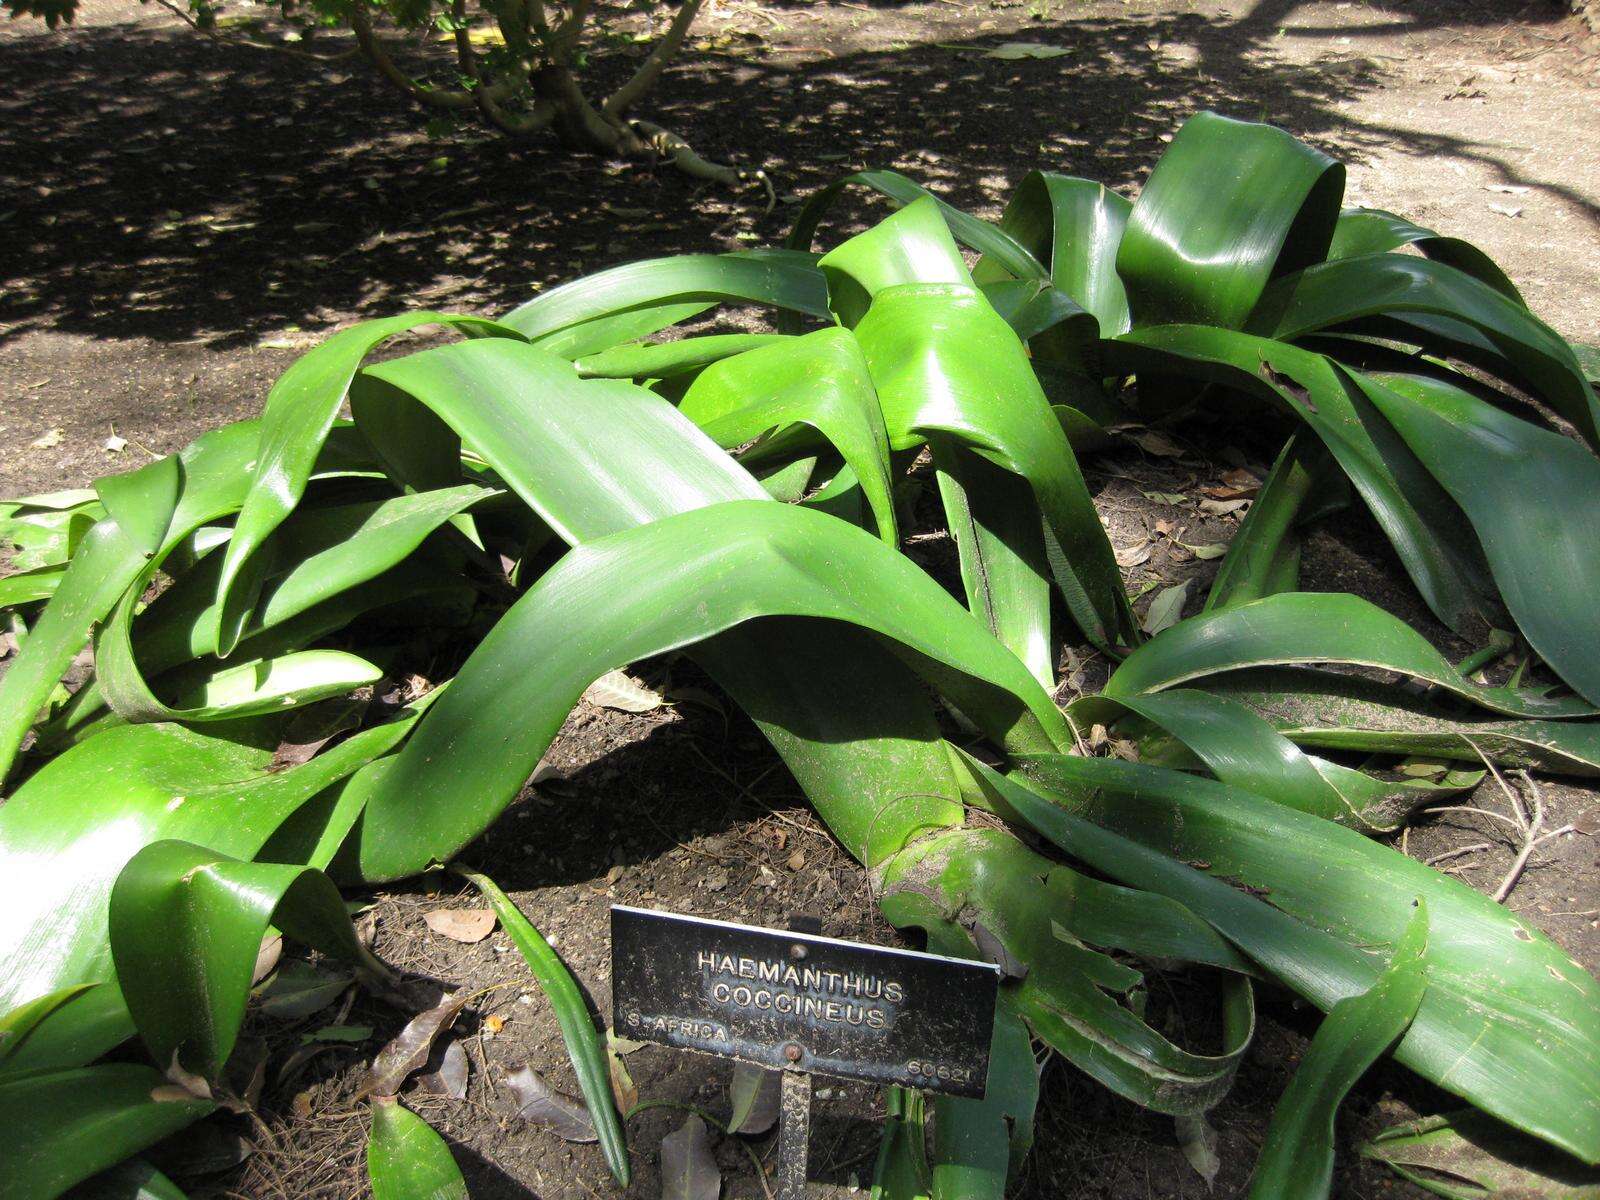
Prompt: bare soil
<box><xmin>2</xmin><ymin>1</ymin><xmax>1599</xmax><ymax>1197</ymax></box>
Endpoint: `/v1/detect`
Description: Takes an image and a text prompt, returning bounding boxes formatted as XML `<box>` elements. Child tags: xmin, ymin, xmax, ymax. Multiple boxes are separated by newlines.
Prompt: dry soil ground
<box><xmin>2</xmin><ymin>0</ymin><xmax>1599</xmax><ymax>1197</ymax></box>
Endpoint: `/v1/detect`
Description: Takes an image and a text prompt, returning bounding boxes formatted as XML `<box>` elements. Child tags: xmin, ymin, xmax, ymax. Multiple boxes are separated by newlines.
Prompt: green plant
<box><xmin>3</xmin><ymin>111</ymin><xmax>1600</xmax><ymax>1198</ymax></box>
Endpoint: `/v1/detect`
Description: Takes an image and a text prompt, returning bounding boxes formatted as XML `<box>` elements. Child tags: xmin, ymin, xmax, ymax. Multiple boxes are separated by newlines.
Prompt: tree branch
<box><xmin>602</xmin><ymin>0</ymin><xmax>704</xmax><ymax>118</ymax></box>
<box><xmin>628</xmin><ymin>118</ymin><xmax>774</xmax><ymax>209</ymax></box>
<box><xmin>350</xmin><ymin>4</ymin><xmax>477</xmax><ymax>110</ymax></box>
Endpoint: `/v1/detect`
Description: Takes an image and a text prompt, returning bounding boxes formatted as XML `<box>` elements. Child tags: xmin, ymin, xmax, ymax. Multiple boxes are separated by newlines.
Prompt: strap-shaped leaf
<box><xmin>1107</xmin><ymin>326</ymin><xmax>1501</xmax><ymax>633</ymax></box>
<box><xmin>818</xmin><ymin>197</ymin><xmax>975</xmax><ymax>326</ymax></box>
<box><xmin>109</xmin><ymin>840</ymin><xmax>388</xmax><ymax>1077</ymax></box>
<box><xmin>855</xmin><ymin>282</ymin><xmax>1135</xmax><ymax>650</ymax></box>
<box><xmin>1246</xmin><ymin>901</ymin><xmax>1429</xmax><ymax>1199</ymax></box>
<box><xmin>1105</xmin><ymin>591</ymin><xmax>1596</xmax><ymax>719</ymax></box>
<box><xmin>981</xmin><ymin>172</ymin><xmax>1133</xmax><ymax>336</ymax></box>
<box><xmin>0</xmin><ymin>1064</ymin><xmax>213</xmax><ymax>1200</ymax></box>
<box><xmin>933</xmin><ymin>444</ymin><xmax>1055</xmax><ymax>685</ymax></box>
<box><xmin>883</xmin><ymin>828</ymin><xmax>1255</xmax><ymax>1117</ymax></box>
<box><xmin>1254</xmin><ymin>253</ymin><xmax>1600</xmax><ymax>450</ymax></box>
<box><xmin>0</xmin><ymin>714</ymin><xmax>417</xmax><ymax>1070</ymax></box>
<box><xmin>1357</xmin><ymin>370</ymin><xmax>1600</xmax><ymax>706</ymax></box>
<box><xmin>500</xmin><ymin>253</ymin><xmax>830</xmax><ymax>341</ymax></box>
<box><xmin>987</xmin><ymin>754</ymin><xmax>1600</xmax><ymax>1164</ymax></box>
<box><xmin>1204</xmin><ymin>665</ymin><xmax>1600</xmax><ymax>776</ymax></box>
<box><xmin>0</xmin><ymin>421</ymin><xmax>275</xmax><ymax>783</ymax></box>
<box><xmin>1327</xmin><ymin>207</ymin><xmax>1523</xmax><ymax>302</ymax></box>
<box><xmin>348</xmin><ymin>335</ymin><xmax>967</xmax><ymax>868</ymax></box>
<box><xmin>788</xmin><ymin>170</ymin><xmax>1047</xmax><ymax>283</ymax></box>
<box><xmin>458</xmin><ymin>867</ymin><xmax>629</xmax><ymax>1185</ymax></box>
<box><xmin>1072</xmin><ymin>688</ymin><xmax>1479</xmax><ymax>832</ymax></box>
<box><xmin>679</xmin><ymin>329</ymin><xmax>898</xmax><ymax>542</ymax></box>
<box><xmin>213</xmin><ymin>313</ymin><xmax>517</xmax><ymax>657</ymax></box>
<box><xmin>349</xmin><ymin>500</ymin><xmax>1068</xmax><ymax>880</ymax></box>
<box><xmin>1116</xmin><ymin>111</ymin><xmax>1345</xmax><ymax>329</ymax></box>
<box><xmin>1205</xmin><ymin>433</ymin><xmax>1341</xmax><ymax>612</ymax></box>
<box><xmin>574</xmin><ymin>332</ymin><xmax>788</xmax><ymax>380</ymax></box>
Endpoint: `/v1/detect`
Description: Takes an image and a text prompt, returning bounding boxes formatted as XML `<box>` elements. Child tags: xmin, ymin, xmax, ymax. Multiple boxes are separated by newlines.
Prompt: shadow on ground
<box><xmin>0</xmin><ymin>0</ymin><xmax>1574</xmax><ymax>347</ymax></box>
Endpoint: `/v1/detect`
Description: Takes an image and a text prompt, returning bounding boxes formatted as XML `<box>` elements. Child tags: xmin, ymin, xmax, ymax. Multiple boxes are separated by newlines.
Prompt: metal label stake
<box><xmin>610</xmin><ymin>904</ymin><xmax>1000</xmax><ymax>1197</ymax></box>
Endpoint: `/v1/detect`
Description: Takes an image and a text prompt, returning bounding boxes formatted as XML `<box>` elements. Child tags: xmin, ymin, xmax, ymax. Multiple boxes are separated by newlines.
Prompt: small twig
<box><xmin>1491</xmin><ymin>771</ymin><xmax>1545</xmax><ymax>903</ymax></box>
<box><xmin>1425</xmin><ymin>842</ymin><xmax>1491</xmax><ymax>866</ymax></box>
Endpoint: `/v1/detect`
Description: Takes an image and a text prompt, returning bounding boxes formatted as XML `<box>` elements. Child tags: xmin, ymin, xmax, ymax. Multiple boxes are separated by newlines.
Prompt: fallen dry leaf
<box><xmin>506</xmin><ymin>1065</ymin><xmax>597</xmax><ymax>1142</ymax></box>
<box><xmin>416</xmin><ymin>1039</ymin><xmax>470</xmax><ymax>1100</ymax></box>
<box><xmin>1115</xmin><ymin>542</ymin><xmax>1153</xmax><ymax>568</ymax></box>
<box><xmin>29</xmin><ymin>428</ymin><xmax>63</xmax><ymax>450</ymax></box>
<box><xmin>423</xmin><ymin>908</ymin><xmax>497</xmax><ymax>944</ymax></box>
<box><xmin>363</xmin><ymin>991</ymin><xmax>470</xmax><ymax>1099</ymax></box>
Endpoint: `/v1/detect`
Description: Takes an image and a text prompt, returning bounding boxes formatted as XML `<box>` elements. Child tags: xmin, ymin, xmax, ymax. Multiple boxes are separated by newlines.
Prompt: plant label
<box><xmin>610</xmin><ymin>905</ymin><xmax>1000</xmax><ymax>1098</ymax></box>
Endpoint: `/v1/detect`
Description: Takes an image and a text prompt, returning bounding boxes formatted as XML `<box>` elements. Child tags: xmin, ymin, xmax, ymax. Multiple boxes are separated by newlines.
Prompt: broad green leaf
<box><xmin>109</xmin><ymin>840</ymin><xmax>388</xmax><ymax>1077</ymax></box>
<box><xmin>870</xmin><ymin>1088</ymin><xmax>930</xmax><ymax>1200</ymax></box>
<box><xmin>883</xmin><ymin>828</ymin><xmax>1254</xmax><ymax>1116</ymax></box>
<box><xmin>1205</xmin><ymin>433</ymin><xmax>1337</xmax><ymax>611</ymax></box>
<box><xmin>981</xmin><ymin>172</ymin><xmax>1132</xmax><ymax>336</ymax></box>
<box><xmin>349</xmin><ymin>500</ymin><xmax>1068</xmax><ymax>880</ymax></box>
<box><xmin>574</xmin><ymin>332</ymin><xmax>788</xmax><ymax>379</ymax></box>
<box><xmin>1362</xmin><ymin>1109</ymin><xmax>1600</xmax><ymax>1198</ymax></box>
<box><xmin>1357</xmin><ymin>370</ymin><xmax>1600</xmax><ymax>705</ymax></box>
<box><xmin>134</xmin><ymin>486</ymin><xmax>495</xmax><ymax>674</ymax></box>
<box><xmin>214</xmin><ymin>313</ymin><xmax>516</xmax><ymax>657</ymax></box>
<box><xmin>853</xmin><ymin>281</ymin><xmax>1135</xmax><ymax>650</ymax></box>
<box><xmin>456</xmin><ymin>867</ymin><xmax>629</xmax><ymax>1186</ymax></box>
<box><xmin>0</xmin><ymin>714</ymin><xmax>417</xmax><ymax>1071</ymax></box>
<box><xmin>1327</xmin><ymin>207</ymin><xmax>1522</xmax><ymax>302</ymax></box>
<box><xmin>1107</xmin><ymin>327</ymin><xmax>1500</xmax><ymax>633</ymax></box>
<box><xmin>1254</xmin><ymin>253</ymin><xmax>1600</xmax><ymax>450</ymax></box>
<box><xmin>1246</xmin><ymin>901</ymin><xmax>1428</xmax><ymax>1199</ymax></box>
<box><xmin>1104</xmin><ymin>591</ymin><xmax>1596</xmax><ymax>720</ymax></box>
<box><xmin>818</xmin><ymin>197</ymin><xmax>974</xmax><ymax>327</ymax></box>
<box><xmin>0</xmin><ymin>421</ymin><xmax>265</xmax><ymax>783</ymax></box>
<box><xmin>501</xmin><ymin>253</ymin><xmax>829</xmax><ymax>341</ymax></box>
<box><xmin>1073</xmin><ymin>688</ymin><xmax>1479</xmax><ymax>831</ymax></box>
<box><xmin>986</xmin><ymin>754</ymin><xmax>1600</xmax><ymax>1164</ymax></box>
<box><xmin>1204</xmin><ymin>666</ymin><xmax>1600</xmax><ymax>775</ymax></box>
<box><xmin>349</xmin><ymin>337</ymin><xmax>965</xmax><ymax>867</ymax></box>
<box><xmin>933</xmin><ymin>444</ymin><xmax>1054</xmax><ymax>686</ymax></box>
<box><xmin>680</xmin><ymin>328</ymin><xmax>898</xmax><ymax>542</ymax></box>
<box><xmin>1116</xmin><ymin>111</ymin><xmax>1345</xmax><ymax>329</ymax></box>
<box><xmin>93</xmin><ymin>454</ymin><xmax>181</xmax><ymax>562</ymax></box>
<box><xmin>789</xmin><ymin>171</ymin><xmax>1047</xmax><ymax>285</ymax></box>
<box><xmin>70</xmin><ymin>1158</ymin><xmax>190</xmax><ymax>1200</ymax></box>
<box><xmin>930</xmin><ymin>993</ymin><xmax>1038</xmax><ymax>1200</ymax></box>
<box><xmin>0</xmin><ymin>983</ymin><xmax>93</xmax><ymax>1071</ymax></box>
<box><xmin>367</xmin><ymin>1097</ymin><xmax>468</xmax><ymax>1200</ymax></box>
<box><xmin>0</xmin><ymin>1064</ymin><xmax>213</xmax><ymax>1200</ymax></box>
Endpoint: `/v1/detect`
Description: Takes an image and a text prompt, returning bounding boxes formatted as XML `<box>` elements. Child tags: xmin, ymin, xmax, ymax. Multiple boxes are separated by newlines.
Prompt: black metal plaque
<box><xmin>610</xmin><ymin>905</ymin><xmax>1000</xmax><ymax>1098</ymax></box>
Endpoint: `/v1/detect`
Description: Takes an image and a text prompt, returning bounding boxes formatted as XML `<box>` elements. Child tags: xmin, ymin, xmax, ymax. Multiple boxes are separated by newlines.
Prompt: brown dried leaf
<box><xmin>252</xmin><ymin>934</ymin><xmax>283</xmax><ymax>985</ymax></box>
<box><xmin>1130</xmin><ymin>429</ymin><xmax>1186</xmax><ymax>458</ymax></box>
<box><xmin>727</xmin><ymin>1063</ymin><xmax>780</xmax><ymax>1135</ymax></box>
<box><xmin>607</xmin><ymin>1042</ymin><xmax>638</xmax><ymax>1114</ymax></box>
<box><xmin>505</xmin><ymin>1065</ymin><xmax>598</xmax><ymax>1142</ymax></box>
<box><xmin>1115</xmin><ymin>541</ymin><xmax>1152</xmax><ymax>568</ymax></box>
<box><xmin>422</xmin><ymin>908</ymin><xmax>497</xmax><ymax>944</ymax></box>
<box><xmin>416</xmin><ymin>1039</ymin><xmax>470</xmax><ymax>1100</ymax></box>
<box><xmin>661</xmin><ymin>1115</ymin><xmax>721</xmax><ymax>1200</ymax></box>
<box><xmin>363</xmin><ymin>991</ymin><xmax>471</xmax><ymax>1099</ymax></box>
